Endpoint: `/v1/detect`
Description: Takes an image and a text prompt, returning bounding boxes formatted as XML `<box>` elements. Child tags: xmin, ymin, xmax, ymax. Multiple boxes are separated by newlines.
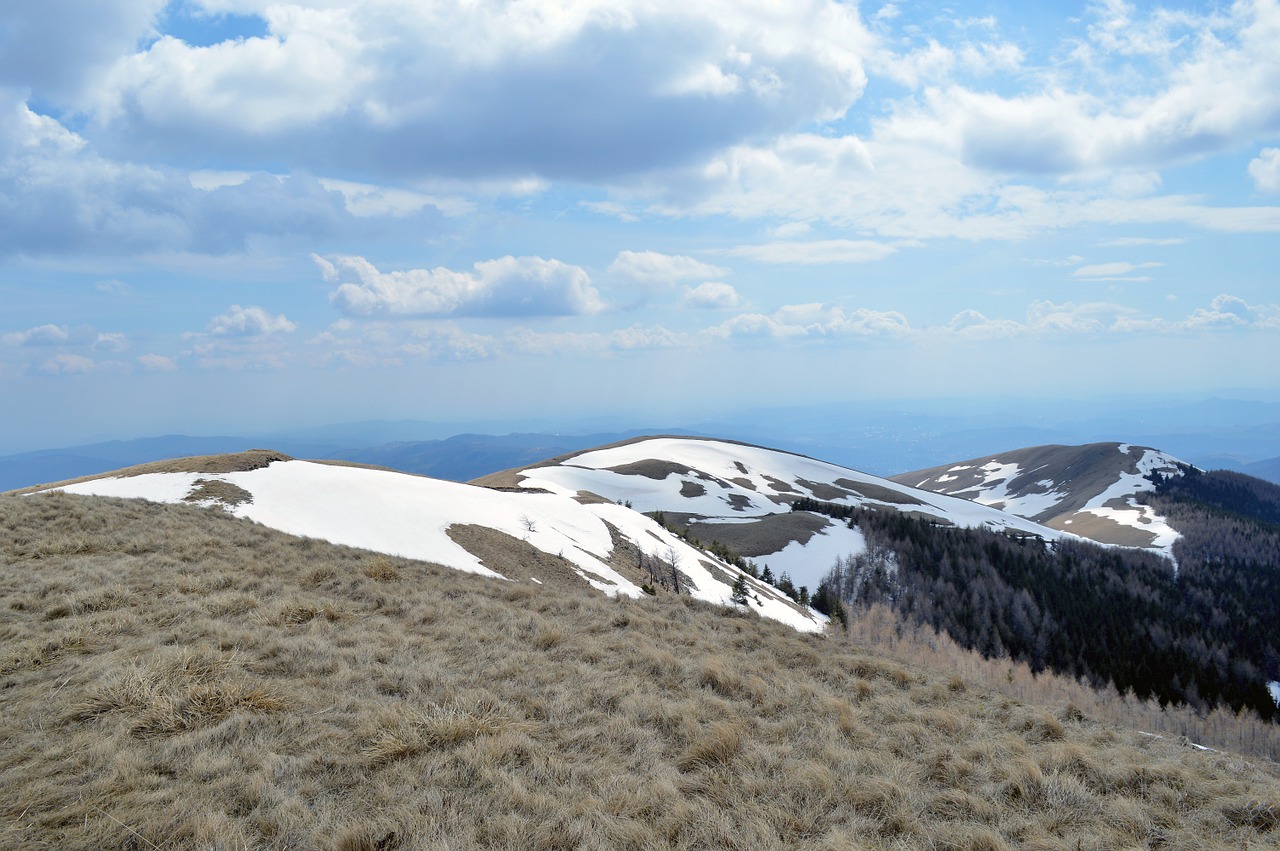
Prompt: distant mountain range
<box><xmin>4</xmin><ymin>395</ymin><xmax>1277</xmax><ymax>492</ymax></box>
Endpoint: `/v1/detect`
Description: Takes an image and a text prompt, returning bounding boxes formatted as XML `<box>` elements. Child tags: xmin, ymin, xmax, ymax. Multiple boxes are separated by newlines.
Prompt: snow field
<box><xmin>52</xmin><ymin>459</ymin><xmax>825</xmax><ymax>632</ymax></box>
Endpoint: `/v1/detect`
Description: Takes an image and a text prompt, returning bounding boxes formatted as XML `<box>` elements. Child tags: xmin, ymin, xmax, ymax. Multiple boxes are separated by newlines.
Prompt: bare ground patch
<box><xmin>686</xmin><ymin>511</ymin><xmax>833</xmax><ymax>558</ymax></box>
<box><xmin>183</xmin><ymin>478</ymin><xmax>253</xmax><ymax>508</ymax></box>
<box><xmin>680</xmin><ymin>481</ymin><xmax>707</xmax><ymax>498</ymax></box>
<box><xmin>834</xmin><ymin>478</ymin><xmax>925</xmax><ymax>506</ymax></box>
<box><xmin>1048</xmin><ymin>512</ymin><xmax>1159</xmax><ymax>548</ymax></box>
<box><xmin>797</xmin><ymin>478</ymin><xmax>856</xmax><ymax>501</ymax></box>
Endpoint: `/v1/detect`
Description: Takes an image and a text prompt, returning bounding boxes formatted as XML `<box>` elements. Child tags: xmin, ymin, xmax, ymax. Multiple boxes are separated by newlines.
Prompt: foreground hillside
<box><xmin>5</xmin><ymin>493</ymin><xmax>1280</xmax><ymax>850</ymax></box>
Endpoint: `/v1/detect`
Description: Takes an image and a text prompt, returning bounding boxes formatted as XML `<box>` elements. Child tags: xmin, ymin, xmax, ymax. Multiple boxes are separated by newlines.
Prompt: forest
<box><xmin>798</xmin><ymin>468</ymin><xmax>1280</xmax><ymax>721</ymax></box>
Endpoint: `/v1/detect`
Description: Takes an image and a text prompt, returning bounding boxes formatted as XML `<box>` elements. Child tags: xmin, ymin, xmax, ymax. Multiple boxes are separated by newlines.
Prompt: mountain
<box><xmin>1242</xmin><ymin>455</ymin><xmax>1280</xmax><ymax>485</ymax></box>
<box><xmin>475</xmin><ymin>435</ymin><xmax>1064</xmax><ymax>592</ymax></box>
<box><xmin>24</xmin><ymin>449</ymin><xmax>820</xmax><ymax>633</ymax></box>
<box><xmin>484</xmin><ymin>436</ymin><xmax>1280</xmax><ymax>721</ymax></box>
<box><xmin>892</xmin><ymin>442</ymin><xmax>1188</xmax><ymax>556</ymax></box>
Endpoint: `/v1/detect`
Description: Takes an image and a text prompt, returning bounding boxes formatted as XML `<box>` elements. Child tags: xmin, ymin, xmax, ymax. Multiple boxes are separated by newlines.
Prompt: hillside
<box><xmin>892</xmin><ymin>443</ymin><xmax>1187</xmax><ymax>556</ymax></box>
<box><xmin>20</xmin><ymin>450</ymin><xmax>819</xmax><ymax>632</ymax></box>
<box><xmin>5</xmin><ymin>491</ymin><xmax>1280</xmax><ymax>850</ymax></box>
<box><xmin>480</xmin><ymin>435</ymin><xmax>1064</xmax><ymax>591</ymax></box>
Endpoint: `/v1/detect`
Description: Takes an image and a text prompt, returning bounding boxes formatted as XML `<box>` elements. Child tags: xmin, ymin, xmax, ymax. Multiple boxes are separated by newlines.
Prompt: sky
<box><xmin>1</xmin><ymin>0</ymin><xmax>1278</xmax><ymax>452</ymax></box>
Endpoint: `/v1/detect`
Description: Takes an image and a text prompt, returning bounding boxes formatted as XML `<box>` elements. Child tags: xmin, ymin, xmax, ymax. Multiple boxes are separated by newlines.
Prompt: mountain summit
<box><xmin>893</xmin><ymin>442</ymin><xmax>1188</xmax><ymax>556</ymax></box>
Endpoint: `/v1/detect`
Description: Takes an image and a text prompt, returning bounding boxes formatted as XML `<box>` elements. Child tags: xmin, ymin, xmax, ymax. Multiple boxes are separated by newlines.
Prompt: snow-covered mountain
<box><xmin>476</xmin><ymin>436</ymin><xmax>1066</xmax><ymax>591</ymax></box>
<box><xmin>892</xmin><ymin>443</ymin><xmax>1190</xmax><ymax>557</ymax></box>
<box><xmin>28</xmin><ymin>450</ymin><xmax>822</xmax><ymax>633</ymax></box>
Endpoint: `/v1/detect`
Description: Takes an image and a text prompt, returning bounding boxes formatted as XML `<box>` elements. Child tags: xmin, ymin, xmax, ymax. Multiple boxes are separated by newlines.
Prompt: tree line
<box><xmin>795</xmin><ymin>486</ymin><xmax>1280</xmax><ymax>721</ymax></box>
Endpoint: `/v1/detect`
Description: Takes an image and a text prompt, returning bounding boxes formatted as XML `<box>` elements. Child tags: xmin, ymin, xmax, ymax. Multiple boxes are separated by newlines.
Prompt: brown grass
<box><xmin>4</xmin><ymin>491</ymin><xmax>1280</xmax><ymax>850</ymax></box>
<box><xmin>842</xmin><ymin>601</ymin><xmax>1280</xmax><ymax>762</ymax></box>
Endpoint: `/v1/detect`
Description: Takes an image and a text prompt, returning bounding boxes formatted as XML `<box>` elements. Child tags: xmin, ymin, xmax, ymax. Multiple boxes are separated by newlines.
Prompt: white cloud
<box><xmin>0</xmin><ymin>91</ymin><xmax>363</xmax><ymax>258</ymax></box>
<box><xmin>709</xmin><ymin>303</ymin><xmax>909</xmax><ymax>339</ymax></box>
<box><xmin>137</xmin><ymin>353</ymin><xmax>178</xmax><ymax>372</ymax></box>
<box><xmin>1098</xmin><ymin>237</ymin><xmax>1185</xmax><ymax>247</ymax></box>
<box><xmin>684</xmin><ymin>282</ymin><xmax>741</xmax><ymax>309</ymax></box>
<box><xmin>1249</xmin><ymin>148</ymin><xmax>1280</xmax><ymax>192</ymax></box>
<box><xmin>95</xmin><ymin>279</ymin><xmax>134</xmax><ymax>295</ymax></box>
<box><xmin>4</xmin><ymin>324</ymin><xmax>71</xmax><ymax>346</ymax></box>
<box><xmin>507</xmin><ymin>325</ymin><xmax>691</xmax><ymax>356</ymax></box>
<box><xmin>208</xmin><ymin>304</ymin><xmax>297</xmax><ymax>336</ymax></box>
<box><xmin>1072</xmin><ymin>261</ymin><xmax>1162</xmax><ymax>278</ymax></box>
<box><xmin>607</xmin><ymin>251</ymin><xmax>727</xmax><ymax>289</ymax></box>
<box><xmin>73</xmin><ymin>0</ymin><xmax>873</xmax><ymax>182</ymax></box>
<box><xmin>323</xmin><ymin>254</ymin><xmax>604</xmax><ymax>318</ymax></box>
<box><xmin>39</xmin><ymin>353</ymin><xmax>95</xmax><ymax>374</ymax></box>
<box><xmin>725</xmin><ymin>239</ymin><xmax>898</xmax><ymax>264</ymax></box>
<box><xmin>93</xmin><ymin>332</ymin><xmax>129</xmax><ymax>352</ymax></box>
<box><xmin>1183</xmin><ymin>294</ymin><xmax>1280</xmax><ymax>330</ymax></box>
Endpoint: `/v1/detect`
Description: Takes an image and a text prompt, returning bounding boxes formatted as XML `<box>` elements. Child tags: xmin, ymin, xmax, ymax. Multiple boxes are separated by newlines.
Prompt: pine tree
<box><xmin>731</xmin><ymin>573</ymin><xmax>749</xmax><ymax>606</ymax></box>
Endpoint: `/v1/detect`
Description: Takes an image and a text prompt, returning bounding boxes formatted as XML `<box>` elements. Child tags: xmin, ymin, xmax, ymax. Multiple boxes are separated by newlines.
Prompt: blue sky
<box><xmin>1</xmin><ymin>0</ymin><xmax>1278</xmax><ymax>451</ymax></box>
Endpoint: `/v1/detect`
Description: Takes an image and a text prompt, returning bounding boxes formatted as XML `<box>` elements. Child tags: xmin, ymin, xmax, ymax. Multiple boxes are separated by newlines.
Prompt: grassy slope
<box><xmin>4</xmin><ymin>493</ymin><xmax>1280</xmax><ymax>850</ymax></box>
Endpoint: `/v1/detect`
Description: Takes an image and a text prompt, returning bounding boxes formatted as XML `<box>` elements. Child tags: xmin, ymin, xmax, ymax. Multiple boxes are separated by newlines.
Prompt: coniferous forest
<box><xmin>803</xmin><ymin>468</ymin><xmax>1280</xmax><ymax>721</ymax></box>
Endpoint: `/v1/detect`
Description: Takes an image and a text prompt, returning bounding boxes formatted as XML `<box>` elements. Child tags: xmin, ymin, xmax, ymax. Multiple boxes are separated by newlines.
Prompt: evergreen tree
<box><xmin>731</xmin><ymin>573</ymin><xmax>749</xmax><ymax>606</ymax></box>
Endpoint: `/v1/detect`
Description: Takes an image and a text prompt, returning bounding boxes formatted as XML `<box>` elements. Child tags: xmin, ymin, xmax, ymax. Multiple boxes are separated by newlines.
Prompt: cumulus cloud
<box><xmin>684</xmin><ymin>282</ymin><xmax>741</xmax><ymax>309</ymax></box>
<box><xmin>1183</xmin><ymin>294</ymin><xmax>1280</xmax><ymax>330</ymax></box>
<box><xmin>607</xmin><ymin>251</ymin><xmax>727</xmax><ymax>289</ymax></box>
<box><xmin>322</xmin><ymin>254</ymin><xmax>605</xmax><ymax>319</ymax></box>
<box><xmin>208</xmin><ymin>304</ymin><xmax>297</xmax><ymax>336</ymax></box>
<box><xmin>709</xmin><ymin>303</ymin><xmax>910</xmax><ymax>339</ymax></box>
<box><xmin>0</xmin><ymin>88</ymin><xmax>452</xmax><ymax>259</ymax></box>
<box><xmin>1249</xmin><ymin>148</ymin><xmax>1280</xmax><ymax>192</ymax></box>
<box><xmin>93</xmin><ymin>332</ymin><xmax>130</xmax><ymax>352</ymax></box>
<box><xmin>4</xmin><ymin>324</ymin><xmax>72</xmax><ymax>346</ymax></box>
<box><xmin>70</xmin><ymin>0</ymin><xmax>873</xmax><ymax>182</ymax></box>
<box><xmin>633</xmin><ymin>1</ymin><xmax>1280</xmax><ymax>241</ymax></box>
<box><xmin>0</xmin><ymin>0</ymin><xmax>166</xmax><ymax>101</ymax></box>
<box><xmin>38</xmin><ymin>353</ymin><xmax>96</xmax><ymax>374</ymax></box>
<box><xmin>137</xmin><ymin>353</ymin><xmax>178</xmax><ymax>372</ymax></box>
<box><xmin>508</xmin><ymin>325</ymin><xmax>690</xmax><ymax>356</ymax></box>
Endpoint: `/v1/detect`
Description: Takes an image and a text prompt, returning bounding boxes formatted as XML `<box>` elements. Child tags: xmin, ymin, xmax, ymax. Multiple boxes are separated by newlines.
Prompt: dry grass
<box><xmin>4</xmin><ymin>491</ymin><xmax>1280</xmax><ymax>850</ymax></box>
<box><xmin>843</xmin><ymin>602</ymin><xmax>1280</xmax><ymax>762</ymax></box>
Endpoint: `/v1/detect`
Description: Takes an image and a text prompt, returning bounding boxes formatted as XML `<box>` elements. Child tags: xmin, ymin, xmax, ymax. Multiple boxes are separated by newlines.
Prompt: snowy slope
<box><xmin>486</xmin><ymin>436</ymin><xmax>1066</xmax><ymax>590</ymax></box>
<box><xmin>893</xmin><ymin>443</ymin><xmax>1189</xmax><ymax>558</ymax></box>
<box><xmin>40</xmin><ymin>456</ymin><xmax>823</xmax><ymax>633</ymax></box>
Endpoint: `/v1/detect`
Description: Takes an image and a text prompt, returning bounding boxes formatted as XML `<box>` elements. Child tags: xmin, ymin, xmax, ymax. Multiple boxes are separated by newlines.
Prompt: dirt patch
<box><xmin>763</xmin><ymin>475</ymin><xmax>798</xmax><ymax>494</ymax></box>
<box><xmin>183</xmin><ymin>479</ymin><xmax>253</xmax><ymax>508</ymax></box>
<box><xmin>797</xmin><ymin>478</ymin><xmax>855</xmax><ymax>501</ymax></box>
<box><xmin>446</xmin><ymin>524</ymin><xmax>578</xmax><ymax>590</ymax></box>
<box><xmin>467</xmin><ymin>469</ymin><xmax>530</xmax><ymax>489</ymax></box>
<box><xmin>729</xmin><ymin>477</ymin><xmax>756</xmax><ymax>491</ymax></box>
<box><xmin>686</xmin><ymin>511</ymin><xmax>833</xmax><ymax>558</ymax></box>
<box><xmin>680</xmin><ymin>481</ymin><xmax>707</xmax><ymax>498</ymax></box>
<box><xmin>1047</xmin><ymin>512</ymin><xmax>1158</xmax><ymax>548</ymax></box>
<box><xmin>604</xmin><ymin>459</ymin><xmax>693</xmax><ymax>480</ymax></box>
<box><xmin>834</xmin><ymin>478</ymin><xmax>925</xmax><ymax>506</ymax></box>
<box><xmin>726</xmin><ymin>494</ymin><xmax>754</xmax><ymax>512</ymax></box>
